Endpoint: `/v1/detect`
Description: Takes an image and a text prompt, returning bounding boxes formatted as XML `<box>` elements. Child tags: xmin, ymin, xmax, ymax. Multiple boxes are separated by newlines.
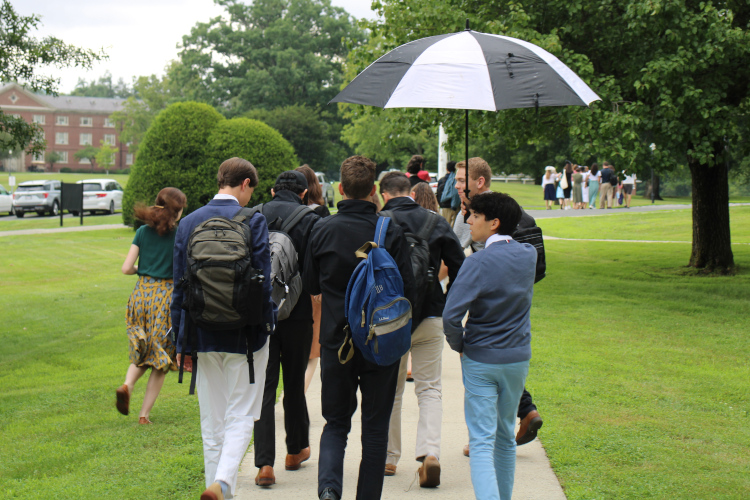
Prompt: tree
<box><xmin>46</xmin><ymin>151</ymin><xmax>62</xmax><ymax>171</ymax></box>
<box><xmin>74</xmin><ymin>146</ymin><xmax>99</xmax><ymax>172</ymax></box>
<box><xmin>110</xmin><ymin>73</ymin><xmax>176</xmax><ymax>156</ymax></box>
<box><xmin>171</xmin><ymin>0</ymin><xmax>364</xmax><ymax>115</ymax></box>
<box><xmin>122</xmin><ymin>102</ymin><xmax>225</xmax><ymax>226</ymax></box>
<box><xmin>245</xmin><ymin>104</ymin><xmax>348</xmax><ymax>172</ymax></box>
<box><xmin>0</xmin><ymin>0</ymin><xmax>104</xmax><ymax>155</ymax></box>
<box><xmin>69</xmin><ymin>71</ymin><xmax>132</xmax><ymax>98</ymax></box>
<box><xmin>349</xmin><ymin>0</ymin><xmax>750</xmax><ymax>273</ymax></box>
<box><xmin>96</xmin><ymin>141</ymin><xmax>117</xmax><ymax>175</ymax></box>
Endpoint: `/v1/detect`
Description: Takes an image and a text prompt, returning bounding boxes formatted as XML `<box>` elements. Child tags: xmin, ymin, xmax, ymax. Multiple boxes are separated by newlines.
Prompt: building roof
<box><xmin>0</xmin><ymin>82</ymin><xmax>126</xmax><ymax>113</ymax></box>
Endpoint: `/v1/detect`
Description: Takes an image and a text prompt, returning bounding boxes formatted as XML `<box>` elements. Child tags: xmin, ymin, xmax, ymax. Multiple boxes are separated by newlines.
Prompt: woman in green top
<box><xmin>116</xmin><ymin>187</ymin><xmax>187</xmax><ymax>424</ymax></box>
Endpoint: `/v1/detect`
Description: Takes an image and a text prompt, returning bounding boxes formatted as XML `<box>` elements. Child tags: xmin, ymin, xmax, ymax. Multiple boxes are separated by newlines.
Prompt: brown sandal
<box><xmin>138</xmin><ymin>417</ymin><xmax>153</xmax><ymax>425</ymax></box>
<box><xmin>115</xmin><ymin>384</ymin><xmax>130</xmax><ymax>416</ymax></box>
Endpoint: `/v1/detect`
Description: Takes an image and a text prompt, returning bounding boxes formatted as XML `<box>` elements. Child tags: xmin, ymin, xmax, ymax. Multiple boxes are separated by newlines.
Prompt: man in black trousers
<box><xmin>253</xmin><ymin>171</ymin><xmax>320</xmax><ymax>486</ymax></box>
<box><xmin>303</xmin><ymin>156</ymin><xmax>415</xmax><ymax>500</ymax></box>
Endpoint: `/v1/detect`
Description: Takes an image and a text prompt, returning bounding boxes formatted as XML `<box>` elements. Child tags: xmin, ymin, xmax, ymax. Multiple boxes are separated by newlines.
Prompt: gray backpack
<box><xmin>250</xmin><ymin>204</ymin><xmax>312</xmax><ymax>321</ymax></box>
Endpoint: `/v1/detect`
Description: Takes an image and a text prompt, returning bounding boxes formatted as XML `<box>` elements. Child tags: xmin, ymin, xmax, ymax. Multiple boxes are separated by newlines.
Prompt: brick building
<box><xmin>0</xmin><ymin>82</ymin><xmax>134</xmax><ymax>172</ymax></box>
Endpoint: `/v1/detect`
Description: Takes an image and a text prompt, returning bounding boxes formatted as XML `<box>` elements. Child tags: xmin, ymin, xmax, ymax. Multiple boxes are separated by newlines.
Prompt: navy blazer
<box><xmin>171</xmin><ymin>198</ymin><xmax>277</xmax><ymax>354</ymax></box>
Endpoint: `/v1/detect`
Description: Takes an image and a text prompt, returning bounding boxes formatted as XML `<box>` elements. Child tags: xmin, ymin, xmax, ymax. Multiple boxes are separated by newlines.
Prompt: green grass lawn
<box><xmin>538</xmin><ymin>206</ymin><xmax>750</xmax><ymax>244</ymax></box>
<box><xmin>2</xmin><ymin>193</ymin><xmax>749</xmax><ymax>499</ymax></box>
<box><xmin>0</xmin><ymin>214</ymin><xmax>124</xmax><ymax>231</ymax></box>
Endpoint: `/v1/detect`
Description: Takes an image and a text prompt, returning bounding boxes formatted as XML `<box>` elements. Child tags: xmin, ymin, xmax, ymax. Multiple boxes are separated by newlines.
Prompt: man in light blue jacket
<box><xmin>443</xmin><ymin>192</ymin><xmax>537</xmax><ymax>500</ymax></box>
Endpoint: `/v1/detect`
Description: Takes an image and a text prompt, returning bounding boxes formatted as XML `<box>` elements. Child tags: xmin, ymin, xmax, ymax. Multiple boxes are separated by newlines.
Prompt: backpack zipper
<box><xmin>364</xmin><ymin>297</ymin><xmax>412</xmax><ymax>353</ymax></box>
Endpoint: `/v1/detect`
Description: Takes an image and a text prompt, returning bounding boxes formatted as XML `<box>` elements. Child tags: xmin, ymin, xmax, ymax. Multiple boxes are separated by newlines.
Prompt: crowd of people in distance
<box><xmin>114</xmin><ymin>154</ymin><xmax>542</xmax><ymax>500</ymax></box>
<box><xmin>542</xmin><ymin>160</ymin><xmax>637</xmax><ymax>210</ymax></box>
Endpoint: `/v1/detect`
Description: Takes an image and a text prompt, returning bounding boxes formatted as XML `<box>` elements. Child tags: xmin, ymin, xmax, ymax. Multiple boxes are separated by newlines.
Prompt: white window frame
<box><xmin>79</xmin><ymin>156</ymin><xmax>91</xmax><ymax>165</ymax></box>
<box><xmin>55</xmin><ymin>132</ymin><xmax>69</xmax><ymax>145</ymax></box>
<box><xmin>58</xmin><ymin>151</ymin><xmax>69</xmax><ymax>164</ymax></box>
<box><xmin>80</xmin><ymin>116</ymin><xmax>93</xmax><ymax>127</ymax></box>
<box><xmin>104</xmin><ymin>117</ymin><xmax>115</xmax><ymax>128</ymax></box>
<box><xmin>126</xmin><ymin>153</ymin><xmax>134</xmax><ymax>165</ymax></box>
<box><xmin>103</xmin><ymin>134</ymin><xmax>117</xmax><ymax>146</ymax></box>
<box><xmin>32</xmin><ymin>152</ymin><xmax>45</xmax><ymax>163</ymax></box>
<box><xmin>80</xmin><ymin>133</ymin><xmax>93</xmax><ymax>146</ymax></box>
<box><xmin>56</xmin><ymin>115</ymin><xmax>69</xmax><ymax>126</ymax></box>
<box><xmin>33</xmin><ymin>114</ymin><xmax>46</xmax><ymax>125</ymax></box>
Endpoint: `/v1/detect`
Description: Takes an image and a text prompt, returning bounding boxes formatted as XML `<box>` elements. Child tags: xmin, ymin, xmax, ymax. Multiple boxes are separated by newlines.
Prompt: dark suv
<box><xmin>13</xmin><ymin>180</ymin><xmax>62</xmax><ymax>217</ymax></box>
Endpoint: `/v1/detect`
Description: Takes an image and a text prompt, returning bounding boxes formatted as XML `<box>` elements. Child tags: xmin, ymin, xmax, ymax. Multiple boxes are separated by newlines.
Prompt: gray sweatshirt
<box><xmin>443</xmin><ymin>238</ymin><xmax>537</xmax><ymax>364</ymax></box>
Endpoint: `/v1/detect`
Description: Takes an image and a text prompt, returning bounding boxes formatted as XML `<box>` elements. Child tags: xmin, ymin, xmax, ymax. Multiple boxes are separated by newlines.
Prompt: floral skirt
<box><xmin>126</xmin><ymin>276</ymin><xmax>177</xmax><ymax>372</ymax></box>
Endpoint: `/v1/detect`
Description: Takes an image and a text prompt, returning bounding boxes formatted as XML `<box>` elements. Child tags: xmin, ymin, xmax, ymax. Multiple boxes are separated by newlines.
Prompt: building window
<box><xmin>9</xmin><ymin>93</ymin><xmax>18</xmax><ymax>103</ymax></box>
<box><xmin>104</xmin><ymin>117</ymin><xmax>115</xmax><ymax>128</ymax></box>
<box><xmin>56</xmin><ymin>116</ymin><xmax>69</xmax><ymax>126</ymax></box>
<box><xmin>58</xmin><ymin>151</ymin><xmax>68</xmax><ymax>164</ymax></box>
<box><xmin>80</xmin><ymin>133</ymin><xmax>93</xmax><ymax>146</ymax></box>
<box><xmin>103</xmin><ymin>134</ymin><xmax>117</xmax><ymax>146</ymax></box>
<box><xmin>32</xmin><ymin>152</ymin><xmax>45</xmax><ymax>163</ymax></box>
<box><xmin>33</xmin><ymin>115</ymin><xmax>46</xmax><ymax>125</ymax></box>
<box><xmin>126</xmin><ymin>153</ymin><xmax>134</xmax><ymax>165</ymax></box>
<box><xmin>79</xmin><ymin>155</ymin><xmax>91</xmax><ymax>165</ymax></box>
<box><xmin>80</xmin><ymin>117</ymin><xmax>93</xmax><ymax>127</ymax></box>
<box><xmin>55</xmin><ymin>132</ymin><xmax>69</xmax><ymax>145</ymax></box>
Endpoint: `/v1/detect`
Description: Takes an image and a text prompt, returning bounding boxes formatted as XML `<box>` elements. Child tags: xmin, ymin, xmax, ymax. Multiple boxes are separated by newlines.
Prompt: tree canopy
<box><xmin>69</xmin><ymin>71</ymin><xmax>132</xmax><ymax>98</ymax></box>
<box><xmin>0</xmin><ymin>0</ymin><xmax>104</xmax><ymax>155</ymax></box>
<box><xmin>170</xmin><ymin>0</ymin><xmax>364</xmax><ymax>115</ymax></box>
<box><xmin>346</xmin><ymin>0</ymin><xmax>749</xmax><ymax>271</ymax></box>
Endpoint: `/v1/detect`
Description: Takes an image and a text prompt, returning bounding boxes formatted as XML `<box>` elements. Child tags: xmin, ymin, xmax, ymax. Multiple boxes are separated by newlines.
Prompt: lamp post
<box><xmin>649</xmin><ymin>143</ymin><xmax>656</xmax><ymax>204</ymax></box>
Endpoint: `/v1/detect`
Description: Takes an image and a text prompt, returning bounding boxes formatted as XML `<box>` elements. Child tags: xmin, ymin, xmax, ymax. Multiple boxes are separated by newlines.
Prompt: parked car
<box><xmin>0</xmin><ymin>184</ymin><xmax>14</xmax><ymax>216</ymax></box>
<box><xmin>428</xmin><ymin>172</ymin><xmax>438</xmax><ymax>194</ymax></box>
<box><xmin>12</xmin><ymin>180</ymin><xmax>61</xmax><ymax>217</ymax></box>
<box><xmin>315</xmin><ymin>172</ymin><xmax>335</xmax><ymax>208</ymax></box>
<box><xmin>75</xmin><ymin>179</ymin><xmax>124</xmax><ymax>215</ymax></box>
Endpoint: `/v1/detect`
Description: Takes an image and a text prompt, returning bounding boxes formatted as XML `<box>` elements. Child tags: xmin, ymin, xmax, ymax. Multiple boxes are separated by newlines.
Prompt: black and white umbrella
<box><xmin>331</xmin><ymin>25</ymin><xmax>600</xmax><ymax>164</ymax></box>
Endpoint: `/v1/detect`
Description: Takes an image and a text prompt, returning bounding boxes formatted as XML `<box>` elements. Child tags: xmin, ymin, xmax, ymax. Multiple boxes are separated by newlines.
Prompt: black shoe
<box><xmin>320</xmin><ymin>487</ymin><xmax>340</xmax><ymax>500</ymax></box>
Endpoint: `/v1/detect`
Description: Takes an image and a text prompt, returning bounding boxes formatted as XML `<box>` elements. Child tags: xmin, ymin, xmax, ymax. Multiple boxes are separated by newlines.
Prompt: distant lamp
<box><xmin>649</xmin><ymin>143</ymin><xmax>656</xmax><ymax>203</ymax></box>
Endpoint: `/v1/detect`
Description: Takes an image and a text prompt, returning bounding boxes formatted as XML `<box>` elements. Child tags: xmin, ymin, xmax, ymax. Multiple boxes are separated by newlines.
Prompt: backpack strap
<box><xmin>280</xmin><ymin>205</ymin><xmax>313</xmax><ymax>234</ymax></box>
<box><xmin>375</xmin><ymin>216</ymin><xmax>390</xmax><ymax>247</ymax></box>
<box><xmin>416</xmin><ymin>211</ymin><xmax>440</xmax><ymax>242</ymax></box>
<box><xmin>237</xmin><ymin>204</ymin><xmax>263</xmax><ymax>222</ymax></box>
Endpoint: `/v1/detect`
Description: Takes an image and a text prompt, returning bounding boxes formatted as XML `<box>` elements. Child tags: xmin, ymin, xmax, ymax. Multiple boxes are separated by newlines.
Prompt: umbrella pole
<box><xmin>465</xmin><ymin>109</ymin><xmax>469</xmax><ymax>171</ymax></box>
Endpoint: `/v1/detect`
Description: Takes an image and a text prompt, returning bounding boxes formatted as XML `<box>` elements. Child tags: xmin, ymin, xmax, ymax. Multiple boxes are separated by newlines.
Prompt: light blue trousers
<box><xmin>462</xmin><ymin>356</ymin><xmax>529</xmax><ymax>500</ymax></box>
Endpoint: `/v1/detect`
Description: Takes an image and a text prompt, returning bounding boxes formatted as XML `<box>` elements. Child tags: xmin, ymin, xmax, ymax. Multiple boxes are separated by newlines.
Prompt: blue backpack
<box><xmin>341</xmin><ymin>217</ymin><xmax>412</xmax><ymax>366</ymax></box>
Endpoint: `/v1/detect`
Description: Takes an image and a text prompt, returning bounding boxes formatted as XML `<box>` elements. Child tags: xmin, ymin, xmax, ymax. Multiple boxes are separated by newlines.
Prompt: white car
<box><xmin>75</xmin><ymin>178</ymin><xmax>124</xmax><ymax>215</ymax></box>
<box><xmin>315</xmin><ymin>172</ymin><xmax>335</xmax><ymax>208</ymax></box>
<box><xmin>428</xmin><ymin>172</ymin><xmax>439</xmax><ymax>194</ymax></box>
<box><xmin>0</xmin><ymin>184</ymin><xmax>13</xmax><ymax>215</ymax></box>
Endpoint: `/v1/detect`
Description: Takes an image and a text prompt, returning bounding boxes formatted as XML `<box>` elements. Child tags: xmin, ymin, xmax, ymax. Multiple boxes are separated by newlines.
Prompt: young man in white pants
<box><xmin>171</xmin><ymin>158</ymin><xmax>277</xmax><ymax>500</ymax></box>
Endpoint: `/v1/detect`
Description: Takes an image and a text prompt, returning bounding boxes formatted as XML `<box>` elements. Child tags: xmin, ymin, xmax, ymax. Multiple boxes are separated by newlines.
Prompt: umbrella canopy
<box><xmin>331</xmin><ymin>29</ymin><xmax>600</xmax><ymax>111</ymax></box>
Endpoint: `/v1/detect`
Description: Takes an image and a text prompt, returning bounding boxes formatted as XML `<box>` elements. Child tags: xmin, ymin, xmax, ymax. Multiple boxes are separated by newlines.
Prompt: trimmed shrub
<box><xmin>122</xmin><ymin>102</ymin><xmax>225</xmax><ymax>226</ymax></box>
<box><xmin>204</xmin><ymin>118</ymin><xmax>297</xmax><ymax>206</ymax></box>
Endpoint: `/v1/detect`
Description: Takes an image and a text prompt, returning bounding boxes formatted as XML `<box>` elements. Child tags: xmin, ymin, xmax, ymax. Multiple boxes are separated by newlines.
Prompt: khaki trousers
<box><xmin>440</xmin><ymin>207</ymin><xmax>457</xmax><ymax>228</ymax></box>
<box><xmin>386</xmin><ymin>317</ymin><xmax>444</xmax><ymax>465</ymax></box>
<box><xmin>599</xmin><ymin>183</ymin><xmax>613</xmax><ymax>209</ymax></box>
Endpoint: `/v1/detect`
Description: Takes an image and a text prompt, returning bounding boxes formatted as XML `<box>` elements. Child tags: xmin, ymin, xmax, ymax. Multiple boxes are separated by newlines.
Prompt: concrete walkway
<box><xmin>0</xmin><ymin>223</ymin><xmax>127</xmax><ymax>237</ymax></box>
<box><xmin>234</xmin><ymin>346</ymin><xmax>566</xmax><ymax>500</ymax></box>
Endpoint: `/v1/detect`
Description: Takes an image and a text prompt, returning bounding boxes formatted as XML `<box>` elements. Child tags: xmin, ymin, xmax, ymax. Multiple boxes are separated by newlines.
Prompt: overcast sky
<box><xmin>19</xmin><ymin>0</ymin><xmax>379</xmax><ymax>94</ymax></box>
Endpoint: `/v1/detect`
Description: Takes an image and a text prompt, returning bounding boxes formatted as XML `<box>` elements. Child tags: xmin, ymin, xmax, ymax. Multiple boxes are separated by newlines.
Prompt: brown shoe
<box><xmin>255</xmin><ymin>465</ymin><xmax>275</xmax><ymax>486</ymax></box>
<box><xmin>200</xmin><ymin>482</ymin><xmax>224</xmax><ymax>500</ymax></box>
<box><xmin>516</xmin><ymin>410</ymin><xmax>543</xmax><ymax>446</ymax></box>
<box><xmin>463</xmin><ymin>444</ymin><xmax>469</xmax><ymax>457</ymax></box>
<box><xmin>384</xmin><ymin>463</ymin><xmax>397</xmax><ymax>476</ymax></box>
<box><xmin>115</xmin><ymin>384</ymin><xmax>129</xmax><ymax>416</ymax></box>
<box><xmin>418</xmin><ymin>456</ymin><xmax>440</xmax><ymax>488</ymax></box>
<box><xmin>285</xmin><ymin>446</ymin><xmax>310</xmax><ymax>470</ymax></box>
<box><xmin>138</xmin><ymin>417</ymin><xmax>152</xmax><ymax>425</ymax></box>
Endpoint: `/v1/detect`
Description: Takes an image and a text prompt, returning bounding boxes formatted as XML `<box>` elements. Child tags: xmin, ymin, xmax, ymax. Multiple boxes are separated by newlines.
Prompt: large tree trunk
<box><xmin>643</xmin><ymin>174</ymin><xmax>663</xmax><ymax>200</ymax></box>
<box><xmin>688</xmin><ymin>150</ymin><xmax>734</xmax><ymax>273</ymax></box>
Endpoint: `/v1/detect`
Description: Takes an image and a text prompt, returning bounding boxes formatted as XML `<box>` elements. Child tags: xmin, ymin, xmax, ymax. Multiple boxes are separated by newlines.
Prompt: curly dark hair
<box><xmin>468</xmin><ymin>192</ymin><xmax>522</xmax><ymax>236</ymax></box>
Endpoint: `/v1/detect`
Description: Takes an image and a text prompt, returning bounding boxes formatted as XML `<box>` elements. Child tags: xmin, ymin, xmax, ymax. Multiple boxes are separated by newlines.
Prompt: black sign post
<box><xmin>61</xmin><ymin>183</ymin><xmax>84</xmax><ymax>227</ymax></box>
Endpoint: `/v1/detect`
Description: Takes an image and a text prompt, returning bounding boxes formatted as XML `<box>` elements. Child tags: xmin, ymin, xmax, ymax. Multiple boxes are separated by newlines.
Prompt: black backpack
<box><xmin>249</xmin><ymin>203</ymin><xmax>312</xmax><ymax>321</ymax></box>
<box><xmin>513</xmin><ymin>211</ymin><xmax>546</xmax><ymax>284</ymax></box>
<box><xmin>178</xmin><ymin>207</ymin><xmax>266</xmax><ymax>393</ymax></box>
<box><xmin>380</xmin><ymin>209</ymin><xmax>440</xmax><ymax>322</ymax></box>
